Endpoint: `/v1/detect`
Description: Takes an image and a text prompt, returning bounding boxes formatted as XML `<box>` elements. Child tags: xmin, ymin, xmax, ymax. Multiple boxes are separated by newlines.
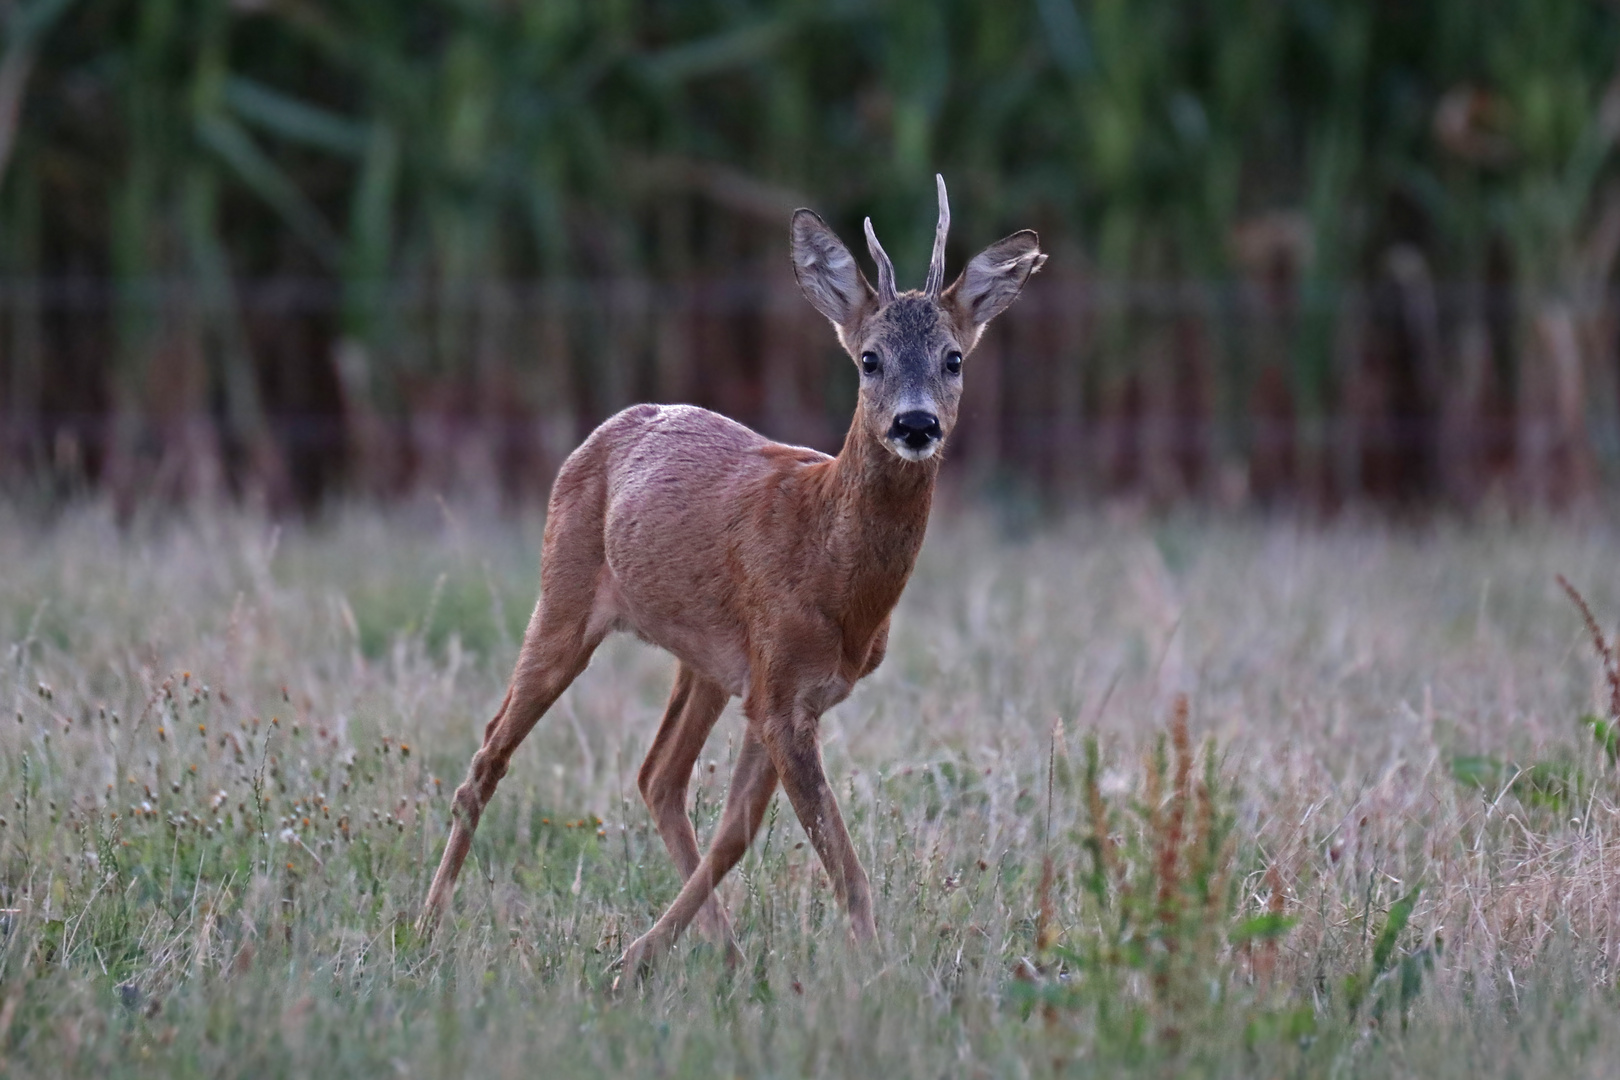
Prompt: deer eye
<box><xmin>860</xmin><ymin>352</ymin><xmax>880</xmax><ymax>375</ymax></box>
<box><xmin>945</xmin><ymin>351</ymin><xmax>963</xmax><ymax>375</ymax></box>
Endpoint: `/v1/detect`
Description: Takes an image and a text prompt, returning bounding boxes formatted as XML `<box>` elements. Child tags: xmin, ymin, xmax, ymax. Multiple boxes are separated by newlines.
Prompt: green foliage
<box><xmin>1450</xmin><ymin>754</ymin><xmax>1582</xmax><ymax>811</ymax></box>
<box><xmin>1340</xmin><ymin>885</ymin><xmax>1438</xmax><ymax>1031</ymax></box>
<box><xmin>8</xmin><ymin>1</ymin><xmax>1620</xmax><ymax>501</ymax></box>
<box><xmin>1009</xmin><ymin>702</ymin><xmax>1315</xmax><ymax>1064</ymax></box>
<box><xmin>1450</xmin><ymin>706</ymin><xmax>1620</xmax><ymax>813</ymax></box>
<box><xmin>26</xmin><ymin>1</ymin><xmax>1610</xmax><ymax>284</ymax></box>
<box><xmin>1584</xmin><ymin>714</ymin><xmax>1620</xmax><ymax>765</ymax></box>
<box><xmin>7</xmin><ymin>508</ymin><xmax>1620</xmax><ymax>1076</ymax></box>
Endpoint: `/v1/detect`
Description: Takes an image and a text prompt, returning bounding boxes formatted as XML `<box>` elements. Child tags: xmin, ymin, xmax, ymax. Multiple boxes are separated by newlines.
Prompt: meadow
<box><xmin>4</xmin><ymin>499</ymin><xmax>1620</xmax><ymax>1077</ymax></box>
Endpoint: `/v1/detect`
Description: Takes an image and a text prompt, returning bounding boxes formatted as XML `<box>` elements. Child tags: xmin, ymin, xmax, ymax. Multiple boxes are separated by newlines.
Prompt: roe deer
<box><xmin>420</xmin><ymin>176</ymin><xmax>1045</xmax><ymax>972</ymax></box>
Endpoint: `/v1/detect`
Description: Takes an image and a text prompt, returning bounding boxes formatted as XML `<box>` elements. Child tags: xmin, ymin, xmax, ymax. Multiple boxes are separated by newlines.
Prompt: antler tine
<box><xmin>924</xmin><ymin>173</ymin><xmax>951</xmax><ymax>299</ymax></box>
<box><xmin>864</xmin><ymin>217</ymin><xmax>898</xmax><ymax>305</ymax></box>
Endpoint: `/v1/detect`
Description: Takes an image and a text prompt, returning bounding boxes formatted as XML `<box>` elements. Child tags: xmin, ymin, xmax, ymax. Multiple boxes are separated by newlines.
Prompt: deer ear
<box><xmin>946</xmin><ymin>230</ymin><xmax>1046</xmax><ymax>339</ymax></box>
<box><xmin>791</xmin><ymin>210</ymin><xmax>874</xmax><ymax>334</ymax></box>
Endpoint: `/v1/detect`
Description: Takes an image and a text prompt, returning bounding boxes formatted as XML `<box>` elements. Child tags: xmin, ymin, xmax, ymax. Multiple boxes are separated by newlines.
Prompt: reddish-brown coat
<box><xmin>419</xmin><ymin>179</ymin><xmax>1044</xmax><ymax>974</ymax></box>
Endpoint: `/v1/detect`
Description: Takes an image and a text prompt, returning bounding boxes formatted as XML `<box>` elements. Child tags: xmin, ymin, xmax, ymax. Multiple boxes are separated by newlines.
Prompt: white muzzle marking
<box><xmin>890</xmin><ymin>439</ymin><xmax>940</xmax><ymax>462</ymax></box>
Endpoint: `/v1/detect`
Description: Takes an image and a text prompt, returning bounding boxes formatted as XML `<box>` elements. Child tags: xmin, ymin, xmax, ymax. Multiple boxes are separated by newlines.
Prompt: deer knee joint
<box><xmin>636</xmin><ymin>758</ymin><xmax>660</xmax><ymax>805</ymax></box>
<box><xmin>642</xmin><ymin>776</ymin><xmax>691</xmax><ymax>830</ymax></box>
<box><xmin>469</xmin><ymin>747</ymin><xmax>509</xmax><ymax>790</ymax></box>
<box><xmin>452</xmin><ymin>750</ymin><xmax>507</xmax><ymax>823</ymax></box>
<box><xmin>450</xmin><ymin>782</ymin><xmax>483</xmax><ymax>827</ymax></box>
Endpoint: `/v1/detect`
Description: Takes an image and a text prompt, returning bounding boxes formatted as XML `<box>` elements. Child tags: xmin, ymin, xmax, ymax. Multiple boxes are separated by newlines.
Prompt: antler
<box><xmin>924</xmin><ymin>173</ymin><xmax>950</xmax><ymax>300</ymax></box>
<box><xmin>864</xmin><ymin>217</ymin><xmax>898</xmax><ymax>305</ymax></box>
<box><xmin>862</xmin><ymin>175</ymin><xmax>949</xmax><ymax>304</ymax></box>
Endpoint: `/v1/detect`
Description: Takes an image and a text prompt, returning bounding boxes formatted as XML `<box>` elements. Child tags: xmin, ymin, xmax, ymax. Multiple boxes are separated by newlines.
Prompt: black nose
<box><xmin>889</xmin><ymin>411</ymin><xmax>942</xmax><ymax>449</ymax></box>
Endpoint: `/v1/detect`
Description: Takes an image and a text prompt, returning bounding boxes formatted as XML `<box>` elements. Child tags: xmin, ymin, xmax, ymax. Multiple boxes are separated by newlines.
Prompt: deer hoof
<box><xmin>610</xmin><ymin>932</ymin><xmax>659</xmax><ymax>987</ymax></box>
<box><xmin>413</xmin><ymin>905</ymin><xmax>442</xmax><ymax>940</ymax></box>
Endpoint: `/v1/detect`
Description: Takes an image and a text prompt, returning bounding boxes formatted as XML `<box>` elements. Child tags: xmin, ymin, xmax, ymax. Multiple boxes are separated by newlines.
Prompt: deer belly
<box><xmin>618</xmin><ymin>600</ymin><xmax>751</xmax><ymax>698</ymax></box>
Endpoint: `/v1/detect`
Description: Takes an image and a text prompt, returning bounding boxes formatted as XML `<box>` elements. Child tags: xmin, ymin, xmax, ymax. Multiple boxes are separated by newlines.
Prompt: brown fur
<box><xmin>419</xmin><ymin>178</ymin><xmax>1044</xmax><ymax>973</ymax></box>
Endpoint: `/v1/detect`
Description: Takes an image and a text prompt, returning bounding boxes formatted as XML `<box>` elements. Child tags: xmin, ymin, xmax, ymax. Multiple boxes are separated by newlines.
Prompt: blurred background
<box><xmin>4</xmin><ymin>0</ymin><xmax>1620</xmax><ymax>511</ymax></box>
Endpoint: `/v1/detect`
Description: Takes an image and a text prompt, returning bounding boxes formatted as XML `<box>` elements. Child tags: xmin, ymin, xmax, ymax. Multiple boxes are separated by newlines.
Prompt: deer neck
<box><xmin>820</xmin><ymin>400</ymin><xmax>938</xmax><ymax>615</ymax></box>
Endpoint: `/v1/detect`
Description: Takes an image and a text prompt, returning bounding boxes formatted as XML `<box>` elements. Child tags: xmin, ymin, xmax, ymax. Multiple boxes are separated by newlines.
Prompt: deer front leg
<box><xmin>760</xmin><ymin>710</ymin><xmax>876</xmax><ymax>943</ymax></box>
<box><xmin>637</xmin><ymin>664</ymin><xmax>733</xmax><ymax>951</ymax></box>
<box><xmin>616</xmin><ymin>727</ymin><xmax>778</xmax><ymax>976</ymax></box>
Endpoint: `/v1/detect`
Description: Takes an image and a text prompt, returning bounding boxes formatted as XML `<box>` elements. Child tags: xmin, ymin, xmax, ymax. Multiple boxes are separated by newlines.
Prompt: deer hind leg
<box><xmin>420</xmin><ymin>572</ymin><xmax>606</xmax><ymax>930</ymax></box>
<box><xmin>637</xmin><ymin>664</ymin><xmax>733</xmax><ymax>949</ymax></box>
<box><xmin>617</xmin><ymin>725</ymin><xmax>778</xmax><ymax>976</ymax></box>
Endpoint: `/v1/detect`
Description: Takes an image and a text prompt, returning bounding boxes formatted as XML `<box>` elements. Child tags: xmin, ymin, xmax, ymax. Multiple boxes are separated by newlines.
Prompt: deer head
<box><xmin>790</xmin><ymin>175</ymin><xmax>1047</xmax><ymax>462</ymax></box>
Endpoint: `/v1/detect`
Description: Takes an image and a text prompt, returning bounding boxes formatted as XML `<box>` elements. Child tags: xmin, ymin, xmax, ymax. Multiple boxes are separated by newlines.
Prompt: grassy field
<box><xmin>4</xmin><ymin>500</ymin><xmax>1620</xmax><ymax>1077</ymax></box>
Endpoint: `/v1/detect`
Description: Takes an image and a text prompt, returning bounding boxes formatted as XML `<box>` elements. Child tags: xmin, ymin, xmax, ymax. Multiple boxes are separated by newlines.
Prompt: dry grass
<box><xmin>4</xmin><ymin>500</ymin><xmax>1620</xmax><ymax>1076</ymax></box>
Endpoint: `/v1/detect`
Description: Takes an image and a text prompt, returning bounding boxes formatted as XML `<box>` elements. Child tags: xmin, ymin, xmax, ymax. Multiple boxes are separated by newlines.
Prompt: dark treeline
<box><xmin>4</xmin><ymin>0</ymin><xmax>1620</xmax><ymax>508</ymax></box>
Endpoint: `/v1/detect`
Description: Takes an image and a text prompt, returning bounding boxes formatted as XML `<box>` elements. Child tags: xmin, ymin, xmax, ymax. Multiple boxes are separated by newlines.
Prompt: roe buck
<box><xmin>419</xmin><ymin>176</ymin><xmax>1045</xmax><ymax>971</ymax></box>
